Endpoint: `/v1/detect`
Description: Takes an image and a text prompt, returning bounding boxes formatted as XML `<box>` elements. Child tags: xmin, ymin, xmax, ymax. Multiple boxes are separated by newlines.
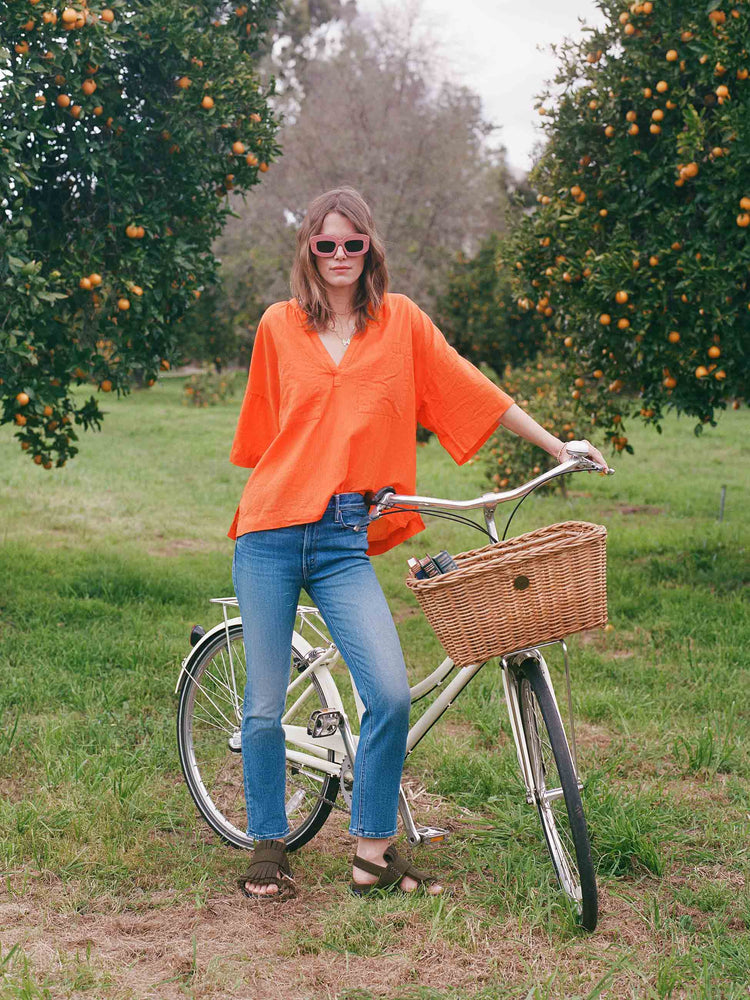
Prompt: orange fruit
<box><xmin>652</xmin><ymin>109</ymin><xmax>664</xmax><ymax>121</ymax></box>
<box><xmin>232</xmin><ymin>140</ymin><xmax>245</xmax><ymax>154</ymax></box>
<box><xmin>682</xmin><ymin>162</ymin><xmax>699</xmax><ymax>178</ymax></box>
<box><xmin>668</xmin><ymin>331</ymin><xmax>680</xmax><ymax>343</ymax></box>
<box><xmin>599</xmin><ymin>208</ymin><xmax>608</xmax><ymax>217</ymax></box>
<box><xmin>89</xmin><ymin>272</ymin><xmax>102</xmax><ymax>286</ymax></box>
<box><xmin>708</xmin><ymin>346</ymin><xmax>720</xmax><ymax>358</ymax></box>
<box><xmin>56</xmin><ymin>94</ymin><xmax>71</xmax><ymax>108</ymax></box>
<box><xmin>135</xmin><ymin>225</ymin><xmax>145</xmax><ymax>238</ymax></box>
<box><xmin>92</xmin><ymin>105</ymin><xmax>103</xmax><ymax>115</ymax></box>
<box><xmin>160</xmin><ymin>359</ymin><xmax>170</xmax><ymax>370</ymax></box>
<box><xmin>628</xmin><ymin>123</ymin><xmax>639</xmax><ymax>135</ymax></box>
<box><xmin>650</xmin><ymin>124</ymin><xmax>662</xmax><ymax>134</ymax></box>
<box><xmin>695</xmin><ymin>366</ymin><xmax>709</xmax><ymax>378</ymax></box>
<box><xmin>61</xmin><ymin>7</ymin><xmax>77</xmax><ymax>23</ymax></box>
<box><xmin>117</xmin><ymin>297</ymin><xmax>130</xmax><ymax>311</ymax></box>
<box><xmin>131</xmin><ymin>285</ymin><xmax>143</xmax><ymax>296</ymax></box>
<box><xmin>604</xmin><ymin>125</ymin><xmax>615</xmax><ymax>138</ymax></box>
<box><xmin>716</xmin><ymin>85</ymin><xmax>729</xmax><ymax>98</ymax></box>
<box><xmin>259</xmin><ymin>162</ymin><xmax>269</xmax><ymax>172</ymax></box>
<box><xmin>740</xmin><ymin>197</ymin><xmax>750</xmax><ymax>210</ymax></box>
<box><xmin>177</xmin><ymin>76</ymin><xmax>191</xmax><ymax>89</ymax></box>
<box><xmin>201</xmin><ymin>95</ymin><xmax>214</xmax><ymax>109</ymax></box>
<box><xmin>100</xmin><ymin>379</ymin><xmax>112</xmax><ymax>392</ymax></box>
<box><xmin>16</xmin><ymin>392</ymin><xmax>30</xmax><ymax>406</ymax></box>
<box><xmin>615</xmin><ymin>290</ymin><xmax>628</xmax><ymax>304</ymax></box>
<box><xmin>593</xmin><ymin>369</ymin><xmax>604</xmax><ymax>379</ymax></box>
<box><xmin>737</xmin><ymin>214</ymin><xmax>750</xmax><ymax>228</ymax></box>
<box><xmin>624</xmin><ymin>23</ymin><xmax>635</xmax><ymax>35</ymax></box>
<box><xmin>714</xmin><ymin>370</ymin><xmax>726</xmax><ymax>380</ymax></box>
<box><xmin>665</xmin><ymin>50</ymin><xmax>678</xmax><ymax>62</ymax></box>
<box><xmin>14</xmin><ymin>413</ymin><xmax>27</xmax><ymax>425</ymax></box>
<box><xmin>599</xmin><ymin>313</ymin><xmax>611</xmax><ymax>325</ymax></box>
<box><xmin>617</xmin><ymin>318</ymin><xmax>630</xmax><ymax>329</ymax></box>
<box><xmin>101</xmin><ymin>8</ymin><xmax>115</xmax><ymax>22</ymax></box>
<box><xmin>79</xmin><ymin>276</ymin><xmax>92</xmax><ymax>290</ymax></box>
<box><xmin>82</xmin><ymin>79</ymin><xmax>96</xmax><ymax>95</ymax></box>
<box><xmin>70</xmin><ymin>105</ymin><xmax>82</xmax><ymax>118</ymax></box>
<box><xmin>663</xmin><ymin>375</ymin><xmax>677</xmax><ymax>388</ymax></box>
<box><xmin>564</xmin><ymin>336</ymin><xmax>573</xmax><ymax>347</ymax></box>
<box><xmin>708</xmin><ymin>9</ymin><xmax>726</xmax><ymax>24</ymax></box>
<box><xmin>656</xmin><ymin>80</ymin><xmax>668</xmax><ymax>93</ymax></box>
<box><xmin>626</xmin><ymin>110</ymin><xmax>637</xmax><ymax>122</ymax></box>
<box><xmin>125</xmin><ymin>223</ymin><xmax>138</xmax><ymax>238</ymax></box>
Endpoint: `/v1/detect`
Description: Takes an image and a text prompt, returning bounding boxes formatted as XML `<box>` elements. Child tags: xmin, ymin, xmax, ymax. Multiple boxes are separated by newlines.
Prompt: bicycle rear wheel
<box><xmin>514</xmin><ymin>655</ymin><xmax>598</xmax><ymax>931</ymax></box>
<box><xmin>177</xmin><ymin>623</ymin><xmax>340</xmax><ymax>851</ymax></box>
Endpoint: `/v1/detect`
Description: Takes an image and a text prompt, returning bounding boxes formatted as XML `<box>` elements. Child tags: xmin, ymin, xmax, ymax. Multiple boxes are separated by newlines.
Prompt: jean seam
<box><xmin>307</xmin><ymin>585</ymin><xmax>376</xmax><ymax>837</ymax></box>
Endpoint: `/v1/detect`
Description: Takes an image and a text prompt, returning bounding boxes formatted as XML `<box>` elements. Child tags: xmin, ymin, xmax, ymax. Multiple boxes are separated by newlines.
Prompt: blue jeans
<box><xmin>231</xmin><ymin>492</ymin><xmax>412</xmax><ymax>840</ymax></box>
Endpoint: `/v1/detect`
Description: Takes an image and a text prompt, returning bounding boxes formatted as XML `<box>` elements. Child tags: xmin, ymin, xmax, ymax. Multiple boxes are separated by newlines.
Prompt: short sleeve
<box><xmin>229</xmin><ymin>316</ymin><xmax>280</xmax><ymax>468</ymax></box>
<box><xmin>412</xmin><ymin>301</ymin><xmax>514</xmax><ymax>465</ymax></box>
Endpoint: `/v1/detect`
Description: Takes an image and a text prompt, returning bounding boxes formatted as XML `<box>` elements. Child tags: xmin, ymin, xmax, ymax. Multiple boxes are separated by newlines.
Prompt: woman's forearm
<box><xmin>497</xmin><ymin>403</ymin><xmax>564</xmax><ymax>459</ymax></box>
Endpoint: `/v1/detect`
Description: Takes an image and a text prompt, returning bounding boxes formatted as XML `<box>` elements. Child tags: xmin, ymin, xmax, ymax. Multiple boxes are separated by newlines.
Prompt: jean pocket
<box><xmin>336</xmin><ymin>500</ymin><xmax>369</xmax><ymax>531</ymax></box>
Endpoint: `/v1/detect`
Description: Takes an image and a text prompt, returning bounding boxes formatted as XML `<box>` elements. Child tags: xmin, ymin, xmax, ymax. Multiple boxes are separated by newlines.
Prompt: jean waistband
<box><xmin>325</xmin><ymin>491</ymin><xmax>370</xmax><ymax>510</ymax></box>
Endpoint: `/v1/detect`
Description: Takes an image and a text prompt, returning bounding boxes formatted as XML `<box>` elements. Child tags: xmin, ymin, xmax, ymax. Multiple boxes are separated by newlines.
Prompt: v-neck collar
<box><xmin>311</xmin><ymin>330</ymin><xmax>362</xmax><ymax>371</ymax></box>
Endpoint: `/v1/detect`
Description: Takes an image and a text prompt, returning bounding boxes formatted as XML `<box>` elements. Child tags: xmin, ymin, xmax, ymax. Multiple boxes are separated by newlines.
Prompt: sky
<box><xmin>353</xmin><ymin>0</ymin><xmax>607</xmax><ymax>176</ymax></box>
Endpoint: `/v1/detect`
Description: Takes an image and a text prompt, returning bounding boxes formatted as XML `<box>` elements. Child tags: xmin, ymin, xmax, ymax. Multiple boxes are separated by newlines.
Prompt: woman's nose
<box><xmin>334</xmin><ymin>244</ymin><xmax>347</xmax><ymax>259</ymax></box>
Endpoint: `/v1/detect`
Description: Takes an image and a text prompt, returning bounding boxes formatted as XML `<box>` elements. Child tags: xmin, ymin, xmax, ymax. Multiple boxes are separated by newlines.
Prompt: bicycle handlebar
<box><xmin>369</xmin><ymin>441</ymin><xmax>614</xmax><ymax>518</ymax></box>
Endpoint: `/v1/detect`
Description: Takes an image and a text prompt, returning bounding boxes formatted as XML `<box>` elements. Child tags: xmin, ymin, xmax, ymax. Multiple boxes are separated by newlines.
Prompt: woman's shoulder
<box><xmin>261</xmin><ymin>299</ymin><xmax>298</xmax><ymax>323</ymax></box>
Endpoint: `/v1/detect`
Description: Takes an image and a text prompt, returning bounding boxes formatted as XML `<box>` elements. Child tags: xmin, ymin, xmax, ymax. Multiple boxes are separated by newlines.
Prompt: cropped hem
<box><xmin>247</xmin><ymin>827</ymin><xmax>290</xmax><ymax>840</ymax></box>
<box><xmin>349</xmin><ymin>827</ymin><xmax>398</xmax><ymax>839</ymax></box>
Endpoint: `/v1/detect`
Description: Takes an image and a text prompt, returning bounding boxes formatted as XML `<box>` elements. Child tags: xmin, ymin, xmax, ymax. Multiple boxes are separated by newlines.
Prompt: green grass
<box><xmin>0</xmin><ymin>378</ymin><xmax>748</xmax><ymax>999</ymax></box>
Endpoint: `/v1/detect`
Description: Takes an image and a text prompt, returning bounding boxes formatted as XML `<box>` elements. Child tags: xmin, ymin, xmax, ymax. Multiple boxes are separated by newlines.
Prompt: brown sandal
<box><xmin>238</xmin><ymin>839</ymin><xmax>297</xmax><ymax>901</ymax></box>
<box><xmin>350</xmin><ymin>845</ymin><xmax>442</xmax><ymax>896</ymax></box>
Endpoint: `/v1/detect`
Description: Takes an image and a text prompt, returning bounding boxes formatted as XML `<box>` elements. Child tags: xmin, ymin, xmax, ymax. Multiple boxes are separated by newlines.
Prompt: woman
<box><xmin>228</xmin><ymin>186</ymin><xmax>607</xmax><ymax>900</ymax></box>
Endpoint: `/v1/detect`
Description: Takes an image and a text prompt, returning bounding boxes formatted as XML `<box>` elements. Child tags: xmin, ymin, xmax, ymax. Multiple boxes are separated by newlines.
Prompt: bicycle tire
<box><xmin>177</xmin><ymin>622</ymin><xmax>340</xmax><ymax>852</ymax></box>
<box><xmin>514</xmin><ymin>656</ymin><xmax>598</xmax><ymax>931</ymax></box>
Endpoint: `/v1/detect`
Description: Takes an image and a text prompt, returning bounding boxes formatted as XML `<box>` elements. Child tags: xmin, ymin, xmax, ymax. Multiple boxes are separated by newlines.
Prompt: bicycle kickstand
<box><xmin>398</xmin><ymin>786</ymin><xmax>449</xmax><ymax>846</ymax></box>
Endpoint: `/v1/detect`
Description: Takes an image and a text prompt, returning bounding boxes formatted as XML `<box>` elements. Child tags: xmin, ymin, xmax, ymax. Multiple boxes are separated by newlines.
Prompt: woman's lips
<box><xmin>331</xmin><ymin>266</ymin><xmax>350</xmax><ymax>271</ymax></box>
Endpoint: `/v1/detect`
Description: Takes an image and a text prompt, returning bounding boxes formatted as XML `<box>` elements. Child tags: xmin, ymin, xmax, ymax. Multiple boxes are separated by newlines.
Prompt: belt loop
<box><xmin>334</xmin><ymin>493</ymin><xmax>341</xmax><ymax>521</ymax></box>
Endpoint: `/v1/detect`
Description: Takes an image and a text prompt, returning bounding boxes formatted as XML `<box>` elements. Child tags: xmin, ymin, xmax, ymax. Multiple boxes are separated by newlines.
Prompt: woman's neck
<box><xmin>326</xmin><ymin>288</ymin><xmax>357</xmax><ymax>316</ymax></box>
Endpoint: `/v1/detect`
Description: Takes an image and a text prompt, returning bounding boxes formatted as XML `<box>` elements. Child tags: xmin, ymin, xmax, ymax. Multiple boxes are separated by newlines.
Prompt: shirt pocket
<box><xmin>355</xmin><ymin>348</ymin><xmax>411</xmax><ymax>420</ymax></box>
<box><xmin>278</xmin><ymin>362</ymin><xmax>324</xmax><ymax>424</ymax></box>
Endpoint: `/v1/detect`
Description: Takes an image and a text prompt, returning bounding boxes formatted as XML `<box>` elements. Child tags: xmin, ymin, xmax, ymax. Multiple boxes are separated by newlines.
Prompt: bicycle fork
<box><xmin>501</xmin><ymin>646</ymin><xmax>583</xmax><ymax>805</ymax></box>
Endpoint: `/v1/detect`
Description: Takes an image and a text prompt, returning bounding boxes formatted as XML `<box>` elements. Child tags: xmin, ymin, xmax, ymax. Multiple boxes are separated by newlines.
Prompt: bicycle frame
<box><xmin>174</xmin><ymin>445</ymin><xmax>607</xmax><ymax>827</ymax></box>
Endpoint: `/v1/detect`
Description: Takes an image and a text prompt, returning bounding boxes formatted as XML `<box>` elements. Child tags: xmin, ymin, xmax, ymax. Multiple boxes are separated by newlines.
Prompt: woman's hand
<box><xmin>556</xmin><ymin>438</ymin><xmax>610</xmax><ymax>471</ymax></box>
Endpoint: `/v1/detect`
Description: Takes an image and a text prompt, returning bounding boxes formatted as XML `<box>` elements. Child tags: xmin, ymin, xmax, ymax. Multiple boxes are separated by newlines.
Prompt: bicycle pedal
<box><xmin>307</xmin><ymin>709</ymin><xmax>342</xmax><ymax>738</ymax></box>
<box><xmin>414</xmin><ymin>825</ymin><xmax>449</xmax><ymax>844</ymax></box>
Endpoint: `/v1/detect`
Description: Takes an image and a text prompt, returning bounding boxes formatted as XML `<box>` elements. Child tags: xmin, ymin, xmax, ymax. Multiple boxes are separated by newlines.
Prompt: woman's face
<box><xmin>313</xmin><ymin>211</ymin><xmax>367</xmax><ymax>296</ymax></box>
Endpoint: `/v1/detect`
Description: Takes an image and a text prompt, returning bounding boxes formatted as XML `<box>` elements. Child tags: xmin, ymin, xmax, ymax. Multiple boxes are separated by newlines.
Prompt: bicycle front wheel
<box><xmin>514</xmin><ymin>655</ymin><xmax>598</xmax><ymax>931</ymax></box>
<box><xmin>177</xmin><ymin>622</ymin><xmax>340</xmax><ymax>852</ymax></box>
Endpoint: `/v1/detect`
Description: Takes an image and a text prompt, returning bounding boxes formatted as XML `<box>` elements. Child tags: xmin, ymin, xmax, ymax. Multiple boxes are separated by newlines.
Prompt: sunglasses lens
<box><xmin>343</xmin><ymin>238</ymin><xmax>365</xmax><ymax>254</ymax></box>
<box><xmin>314</xmin><ymin>239</ymin><xmax>336</xmax><ymax>255</ymax></box>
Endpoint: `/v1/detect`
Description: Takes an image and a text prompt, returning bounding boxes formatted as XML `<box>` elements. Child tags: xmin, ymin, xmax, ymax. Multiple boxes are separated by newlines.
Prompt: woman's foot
<box><xmin>238</xmin><ymin>839</ymin><xmax>296</xmax><ymax>900</ymax></box>
<box><xmin>352</xmin><ymin>838</ymin><xmax>443</xmax><ymax>895</ymax></box>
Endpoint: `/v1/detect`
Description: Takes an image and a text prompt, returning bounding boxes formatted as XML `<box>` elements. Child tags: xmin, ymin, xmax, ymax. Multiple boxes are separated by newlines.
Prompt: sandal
<box><xmin>237</xmin><ymin>838</ymin><xmax>297</xmax><ymax>901</ymax></box>
<box><xmin>350</xmin><ymin>844</ymin><xmax>442</xmax><ymax>897</ymax></box>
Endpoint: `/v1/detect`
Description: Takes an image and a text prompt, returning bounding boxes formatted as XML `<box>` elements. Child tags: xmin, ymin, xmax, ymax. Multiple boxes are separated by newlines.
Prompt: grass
<box><xmin>0</xmin><ymin>377</ymin><xmax>748</xmax><ymax>999</ymax></box>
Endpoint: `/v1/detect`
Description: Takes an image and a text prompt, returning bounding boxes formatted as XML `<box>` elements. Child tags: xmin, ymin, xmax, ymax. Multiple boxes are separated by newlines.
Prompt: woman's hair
<box><xmin>290</xmin><ymin>187</ymin><xmax>389</xmax><ymax>334</ymax></box>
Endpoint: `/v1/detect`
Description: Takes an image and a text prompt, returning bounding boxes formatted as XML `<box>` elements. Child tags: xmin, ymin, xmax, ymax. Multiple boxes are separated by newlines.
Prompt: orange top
<box><xmin>227</xmin><ymin>292</ymin><xmax>515</xmax><ymax>556</ymax></box>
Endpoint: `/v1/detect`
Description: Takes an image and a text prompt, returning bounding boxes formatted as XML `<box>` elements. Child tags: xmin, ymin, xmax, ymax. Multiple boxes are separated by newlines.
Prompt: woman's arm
<box><xmin>497</xmin><ymin>403</ymin><xmax>609</xmax><ymax>469</ymax></box>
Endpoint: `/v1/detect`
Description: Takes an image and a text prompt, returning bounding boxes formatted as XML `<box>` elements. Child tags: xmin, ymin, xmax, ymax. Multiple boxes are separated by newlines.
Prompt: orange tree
<box><xmin>432</xmin><ymin>231</ymin><xmax>548</xmax><ymax>370</ymax></box>
<box><xmin>507</xmin><ymin>0</ymin><xmax>749</xmax><ymax>454</ymax></box>
<box><xmin>0</xmin><ymin>0</ymin><xmax>280</xmax><ymax>468</ymax></box>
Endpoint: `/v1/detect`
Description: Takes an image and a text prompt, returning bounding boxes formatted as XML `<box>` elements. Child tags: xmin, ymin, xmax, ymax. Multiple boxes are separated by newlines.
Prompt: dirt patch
<box><xmin>146</xmin><ymin>537</ymin><xmax>223</xmax><ymax>558</ymax></box>
<box><xmin>0</xmin><ymin>877</ymin><xmax>674</xmax><ymax>1000</ymax></box>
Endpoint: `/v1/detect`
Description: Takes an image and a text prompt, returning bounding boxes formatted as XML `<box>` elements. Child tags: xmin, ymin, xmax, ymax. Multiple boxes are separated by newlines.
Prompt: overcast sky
<box><xmin>353</xmin><ymin>0</ymin><xmax>607</xmax><ymax>176</ymax></box>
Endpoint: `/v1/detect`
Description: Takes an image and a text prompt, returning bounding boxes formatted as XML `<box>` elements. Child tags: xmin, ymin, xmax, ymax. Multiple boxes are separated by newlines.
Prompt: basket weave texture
<box><xmin>404</xmin><ymin>520</ymin><xmax>607</xmax><ymax>667</ymax></box>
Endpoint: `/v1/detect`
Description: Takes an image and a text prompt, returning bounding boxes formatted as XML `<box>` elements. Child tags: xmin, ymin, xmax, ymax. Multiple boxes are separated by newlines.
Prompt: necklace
<box><xmin>327</xmin><ymin>309</ymin><xmax>356</xmax><ymax>347</ymax></box>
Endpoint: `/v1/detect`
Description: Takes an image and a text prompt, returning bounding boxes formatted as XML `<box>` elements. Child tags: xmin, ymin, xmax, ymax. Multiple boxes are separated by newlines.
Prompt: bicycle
<box><xmin>175</xmin><ymin>441</ymin><xmax>613</xmax><ymax>931</ymax></box>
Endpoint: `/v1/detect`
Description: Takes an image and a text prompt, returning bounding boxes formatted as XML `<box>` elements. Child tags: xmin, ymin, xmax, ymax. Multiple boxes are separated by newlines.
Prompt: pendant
<box><xmin>341</xmin><ymin>337</ymin><xmax>351</xmax><ymax>347</ymax></box>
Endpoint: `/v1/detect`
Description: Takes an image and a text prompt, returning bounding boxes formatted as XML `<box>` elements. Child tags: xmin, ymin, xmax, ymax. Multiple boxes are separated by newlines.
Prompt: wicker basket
<box><xmin>404</xmin><ymin>520</ymin><xmax>607</xmax><ymax>667</ymax></box>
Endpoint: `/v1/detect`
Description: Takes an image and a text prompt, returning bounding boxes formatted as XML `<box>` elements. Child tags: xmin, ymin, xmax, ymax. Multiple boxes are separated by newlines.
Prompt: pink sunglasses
<box><xmin>309</xmin><ymin>233</ymin><xmax>371</xmax><ymax>257</ymax></box>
